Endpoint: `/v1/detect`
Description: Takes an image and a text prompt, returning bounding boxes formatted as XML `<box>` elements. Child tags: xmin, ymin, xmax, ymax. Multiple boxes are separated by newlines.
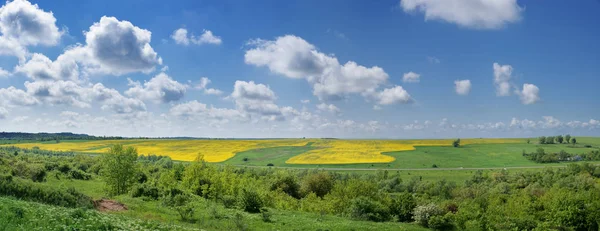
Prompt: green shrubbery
<box><xmin>0</xmin><ymin>174</ymin><xmax>92</xmax><ymax>208</ymax></box>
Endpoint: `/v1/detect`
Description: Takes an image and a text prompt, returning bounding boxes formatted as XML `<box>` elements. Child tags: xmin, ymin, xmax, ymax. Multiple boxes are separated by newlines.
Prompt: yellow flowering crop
<box><xmin>285</xmin><ymin>138</ymin><xmax>523</xmax><ymax>164</ymax></box>
<box><xmin>4</xmin><ymin>139</ymin><xmax>310</xmax><ymax>162</ymax></box>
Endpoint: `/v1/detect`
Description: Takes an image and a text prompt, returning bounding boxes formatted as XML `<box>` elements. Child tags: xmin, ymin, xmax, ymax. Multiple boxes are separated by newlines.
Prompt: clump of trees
<box><xmin>539</xmin><ymin>134</ymin><xmax>577</xmax><ymax>144</ymax></box>
<box><xmin>452</xmin><ymin>138</ymin><xmax>460</xmax><ymax>147</ymax></box>
<box><xmin>523</xmin><ymin>148</ymin><xmax>600</xmax><ymax>163</ymax></box>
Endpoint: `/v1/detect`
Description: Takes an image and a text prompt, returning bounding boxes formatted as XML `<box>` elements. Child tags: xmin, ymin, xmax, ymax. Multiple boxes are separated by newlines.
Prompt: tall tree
<box><xmin>565</xmin><ymin>134</ymin><xmax>571</xmax><ymax>143</ymax></box>
<box><xmin>556</xmin><ymin>135</ymin><xmax>564</xmax><ymax>144</ymax></box>
<box><xmin>539</xmin><ymin>136</ymin><xmax>546</xmax><ymax>144</ymax></box>
<box><xmin>101</xmin><ymin>144</ymin><xmax>138</xmax><ymax>195</ymax></box>
<box><xmin>546</xmin><ymin>136</ymin><xmax>555</xmax><ymax>144</ymax></box>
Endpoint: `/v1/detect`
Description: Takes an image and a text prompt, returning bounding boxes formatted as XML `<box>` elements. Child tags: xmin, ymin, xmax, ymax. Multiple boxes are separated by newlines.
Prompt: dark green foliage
<box><xmin>428</xmin><ymin>214</ymin><xmax>454</xmax><ymax>231</ymax></box>
<box><xmin>240</xmin><ymin>189</ymin><xmax>263</xmax><ymax>213</ymax></box>
<box><xmin>546</xmin><ymin>136</ymin><xmax>555</xmax><ymax>144</ymax></box>
<box><xmin>221</xmin><ymin>195</ymin><xmax>238</xmax><ymax>208</ymax></box>
<box><xmin>69</xmin><ymin>169</ymin><xmax>91</xmax><ymax>180</ymax></box>
<box><xmin>266</xmin><ymin>163</ymin><xmax>274</xmax><ymax>166</ymax></box>
<box><xmin>539</xmin><ymin>136</ymin><xmax>546</xmax><ymax>144</ymax></box>
<box><xmin>349</xmin><ymin>196</ymin><xmax>391</xmax><ymax>222</ymax></box>
<box><xmin>270</xmin><ymin>175</ymin><xmax>301</xmax><ymax>199</ymax></box>
<box><xmin>432</xmin><ymin>164</ymin><xmax>438</xmax><ymax>168</ymax></box>
<box><xmin>452</xmin><ymin>139</ymin><xmax>460</xmax><ymax>147</ymax></box>
<box><xmin>565</xmin><ymin>134</ymin><xmax>571</xmax><ymax>143</ymax></box>
<box><xmin>523</xmin><ymin>148</ymin><xmax>600</xmax><ymax>163</ymax></box>
<box><xmin>571</xmin><ymin>138</ymin><xmax>577</xmax><ymax>144</ymax></box>
<box><xmin>389</xmin><ymin>193</ymin><xmax>416</xmax><ymax>222</ymax></box>
<box><xmin>301</xmin><ymin>172</ymin><xmax>334</xmax><ymax>198</ymax></box>
<box><xmin>130</xmin><ymin>184</ymin><xmax>160</xmax><ymax>200</ymax></box>
<box><xmin>556</xmin><ymin>135</ymin><xmax>564</xmax><ymax>144</ymax></box>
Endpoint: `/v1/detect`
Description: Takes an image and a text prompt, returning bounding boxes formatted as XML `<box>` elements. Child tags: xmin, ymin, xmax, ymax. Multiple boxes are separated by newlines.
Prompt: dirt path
<box><xmin>94</xmin><ymin>199</ymin><xmax>127</xmax><ymax>212</ymax></box>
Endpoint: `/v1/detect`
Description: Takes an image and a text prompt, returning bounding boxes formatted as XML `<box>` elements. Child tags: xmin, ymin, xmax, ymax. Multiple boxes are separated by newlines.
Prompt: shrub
<box><xmin>69</xmin><ymin>169</ymin><xmax>91</xmax><ymax>180</ymax></box>
<box><xmin>240</xmin><ymin>189</ymin><xmax>263</xmax><ymax>213</ymax></box>
<box><xmin>389</xmin><ymin>193</ymin><xmax>416</xmax><ymax>222</ymax></box>
<box><xmin>130</xmin><ymin>184</ymin><xmax>159</xmax><ymax>200</ymax></box>
<box><xmin>432</xmin><ymin>164</ymin><xmax>438</xmax><ymax>168</ymax></box>
<box><xmin>413</xmin><ymin>203</ymin><xmax>445</xmax><ymax>228</ymax></box>
<box><xmin>243</xmin><ymin>157</ymin><xmax>249</xmax><ymax>162</ymax></box>
<box><xmin>271</xmin><ymin>175</ymin><xmax>301</xmax><ymax>199</ymax></box>
<box><xmin>428</xmin><ymin>214</ymin><xmax>454</xmax><ymax>230</ymax></box>
<box><xmin>301</xmin><ymin>172</ymin><xmax>334</xmax><ymax>198</ymax></box>
<box><xmin>349</xmin><ymin>196</ymin><xmax>391</xmax><ymax>222</ymax></box>
<box><xmin>452</xmin><ymin>139</ymin><xmax>460</xmax><ymax>147</ymax></box>
<box><xmin>266</xmin><ymin>163</ymin><xmax>274</xmax><ymax>167</ymax></box>
<box><xmin>163</xmin><ymin>193</ymin><xmax>195</xmax><ymax>222</ymax></box>
<box><xmin>0</xmin><ymin>174</ymin><xmax>92</xmax><ymax>208</ymax></box>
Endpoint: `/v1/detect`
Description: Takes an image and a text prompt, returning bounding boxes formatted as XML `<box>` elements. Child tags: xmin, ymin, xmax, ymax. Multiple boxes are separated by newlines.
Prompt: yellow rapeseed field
<box><xmin>4</xmin><ymin>139</ymin><xmax>310</xmax><ymax>162</ymax></box>
<box><xmin>285</xmin><ymin>138</ymin><xmax>523</xmax><ymax>164</ymax></box>
<box><xmin>2</xmin><ymin>138</ymin><xmax>522</xmax><ymax>164</ymax></box>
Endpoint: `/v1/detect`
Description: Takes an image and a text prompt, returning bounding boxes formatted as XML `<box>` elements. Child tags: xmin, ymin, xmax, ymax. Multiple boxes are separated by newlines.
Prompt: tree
<box><xmin>301</xmin><ymin>172</ymin><xmax>334</xmax><ymax>198</ymax></box>
<box><xmin>546</xmin><ymin>136</ymin><xmax>555</xmax><ymax>144</ymax></box>
<box><xmin>571</xmin><ymin>138</ymin><xmax>577</xmax><ymax>145</ymax></box>
<box><xmin>101</xmin><ymin>144</ymin><xmax>138</xmax><ymax>195</ymax></box>
<box><xmin>565</xmin><ymin>134</ymin><xmax>571</xmax><ymax>144</ymax></box>
<box><xmin>539</xmin><ymin>136</ymin><xmax>546</xmax><ymax>144</ymax></box>
<box><xmin>556</xmin><ymin>135</ymin><xmax>564</xmax><ymax>144</ymax></box>
<box><xmin>452</xmin><ymin>138</ymin><xmax>461</xmax><ymax>148</ymax></box>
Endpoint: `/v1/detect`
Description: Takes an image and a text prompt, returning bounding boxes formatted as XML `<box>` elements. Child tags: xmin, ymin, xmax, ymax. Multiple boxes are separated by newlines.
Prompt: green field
<box><xmin>224</xmin><ymin>137</ymin><xmax>600</xmax><ymax>170</ymax></box>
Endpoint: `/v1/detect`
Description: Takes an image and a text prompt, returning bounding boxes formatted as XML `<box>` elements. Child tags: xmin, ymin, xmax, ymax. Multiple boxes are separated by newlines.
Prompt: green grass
<box><xmin>223</xmin><ymin>138</ymin><xmax>600</xmax><ymax>170</ymax></box>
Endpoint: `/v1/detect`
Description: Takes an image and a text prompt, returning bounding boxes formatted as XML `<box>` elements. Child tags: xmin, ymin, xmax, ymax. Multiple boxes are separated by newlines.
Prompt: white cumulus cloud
<box><xmin>518</xmin><ymin>83</ymin><xmax>540</xmax><ymax>105</ymax></box>
<box><xmin>402</xmin><ymin>71</ymin><xmax>420</xmax><ymax>83</ymax></box>
<box><xmin>171</xmin><ymin>28</ymin><xmax>222</xmax><ymax>45</ymax></box>
<box><xmin>454</xmin><ymin>79</ymin><xmax>471</xmax><ymax>95</ymax></box>
<box><xmin>400</xmin><ymin>0</ymin><xmax>523</xmax><ymax>29</ymax></box>
<box><xmin>125</xmin><ymin>73</ymin><xmax>187</xmax><ymax>103</ymax></box>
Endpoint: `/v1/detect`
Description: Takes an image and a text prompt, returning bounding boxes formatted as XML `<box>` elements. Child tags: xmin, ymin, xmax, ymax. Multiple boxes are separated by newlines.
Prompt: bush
<box><xmin>271</xmin><ymin>175</ymin><xmax>301</xmax><ymax>199</ymax></box>
<box><xmin>0</xmin><ymin>174</ymin><xmax>92</xmax><ymax>208</ymax></box>
<box><xmin>389</xmin><ymin>193</ymin><xmax>416</xmax><ymax>222</ymax></box>
<box><xmin>428</xmin><ymin>214</ymin><xmax>454</xmax><ymax>230</ymax></box>
<box><xmin>266</xmin><ymin>163</ymin><xmax>274</xmax><ymax>167</ymax></box>
<box><xmin>301</xmin><ymin>172</ymin><xmax>334</xmax><ymax>198</ymax></box>
<box><xmin>413</xmin><ymin>203</ymin><xmax>445</xmax><ymax>228</ymax></box>
<box><xmin>69</xmin><ymin>169</ymin><xmax>91</xmax><ymax>180</ymax></box>
<box><xmin>240</xmin><ymin>189</ymin><xmax>263</xmax><ymax>213</ymax></box>
<box><xmin>162</xmin><ymin>193</ymin><xmax>195</xmax><ymax>222</ymax></box>
<box><xmin>349</xmin><ymin>196</ymin><xmax>391</xmax><ymax>222</ymax></box>
<box><xmin>130</xmin><ymin>184</ymin><xmax>159</xmax><ymax>200</ymax></box>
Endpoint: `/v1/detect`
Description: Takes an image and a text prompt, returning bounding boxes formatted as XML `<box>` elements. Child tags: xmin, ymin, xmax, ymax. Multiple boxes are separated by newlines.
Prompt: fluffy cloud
<box><xmin>82</xmin><ymin>16</ymin><xmax>162</xmax><ymax>75</ymax></box>
<box><xmin>0</xmin><ymin>0</ymin><xmax>62</xmax><ymax>62</ymax></box>
<box><xmin>14</xmin><ymin>15</ymin><xmax>162</xmax><ymax>81</ymax></box>
<box><xmin>0</xmin><ymin>86</ymin><xmax>38</xmax><ymax>106</ymax></box>
<box><xmin>24</xmin><ymin>80</ymin><xmax>90</xmax><ymax>108</ymax></box>
<box><xmin>316</xmin><ymin>103</ymin><xmax>340</xmax><ymax>114</ymax></box>
<box><xmin>518</xmin><ymin>83</ymin><xmax>540</xmax><ymax>105</ymax></box>
<box><xmin>92</xmin><ymin>83</ymin><xmax>146</xmax><ymax>114</ymax></box>
<box><xmin>196</xmin><ymin>77</ymin><xmax>223</xmax><ymax>95</ymax></box>
<box><xmin>230</xmin><ymin>81</ymin><xmax>283</xmax><ymax>119</ymax></box>
<box><xmin>493</xmin><ymin>62</ymin><xmax>513</xmax><ymax>96</ymax></box>
<box><xmin>245</xmin><ymin>35</ymin><xmax>391</xmax><ymax>101</ymax></box>
<box><xmin>374</xmin><ymin>86</ymin><xmax>412</xmax><ymax>105</ymax></box>
<box><xmin>125</xmin><ymin>73</ymin><xmax>187</xmax><ymax>103</ymax></box>
<box><xmin>0</xmin><ymin>0</ymin><xmax>62</xmax><ymax>45</ymax></box>
<box><xmin>402</xmin><ymin>71</ymin><xmax>420</xmax><ymax>83</ymax></box>
<box><xmin>15</xmin><ymin>53</ymin><xmax>78</xmax><ymax>81</ymax></box>
<box><xmin>454</xmin><ymin>79</ymin><xmax>471</xmax><ymax>95</ymax></box>
<box><xmin>400</xmin><ymin>0</ymin><xmax>523</xmax><ymax>29</ymax></box>
<box><xmin>171</xmin><ymin>28</ymin><xmax>222</xmax><ymax>45</ymax></box>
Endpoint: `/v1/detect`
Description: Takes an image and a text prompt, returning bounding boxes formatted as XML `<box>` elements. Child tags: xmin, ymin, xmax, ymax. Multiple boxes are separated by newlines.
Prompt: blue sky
<box><xmin>0</xmin><ymin>0</ymin><xmax>599</xmax><ymax>138</ymax></box>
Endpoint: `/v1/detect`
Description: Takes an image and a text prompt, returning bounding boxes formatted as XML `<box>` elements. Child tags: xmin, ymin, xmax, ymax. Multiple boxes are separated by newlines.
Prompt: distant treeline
<box><xmin>523</xmin><ymin>148</ymin><xmax>600</xmax><ymax>163</ymax></box>
<box><xmin>0</xmin><ymin>132</ymin><xmax>123</xmax><ymax>141</ymax></box>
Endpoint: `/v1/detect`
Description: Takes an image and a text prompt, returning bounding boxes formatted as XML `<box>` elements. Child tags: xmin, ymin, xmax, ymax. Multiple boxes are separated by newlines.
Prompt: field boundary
<box><xmin>224</xmin><ymin>164</ymin><xmax>577</xmax><ymax>171</ymax></box>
